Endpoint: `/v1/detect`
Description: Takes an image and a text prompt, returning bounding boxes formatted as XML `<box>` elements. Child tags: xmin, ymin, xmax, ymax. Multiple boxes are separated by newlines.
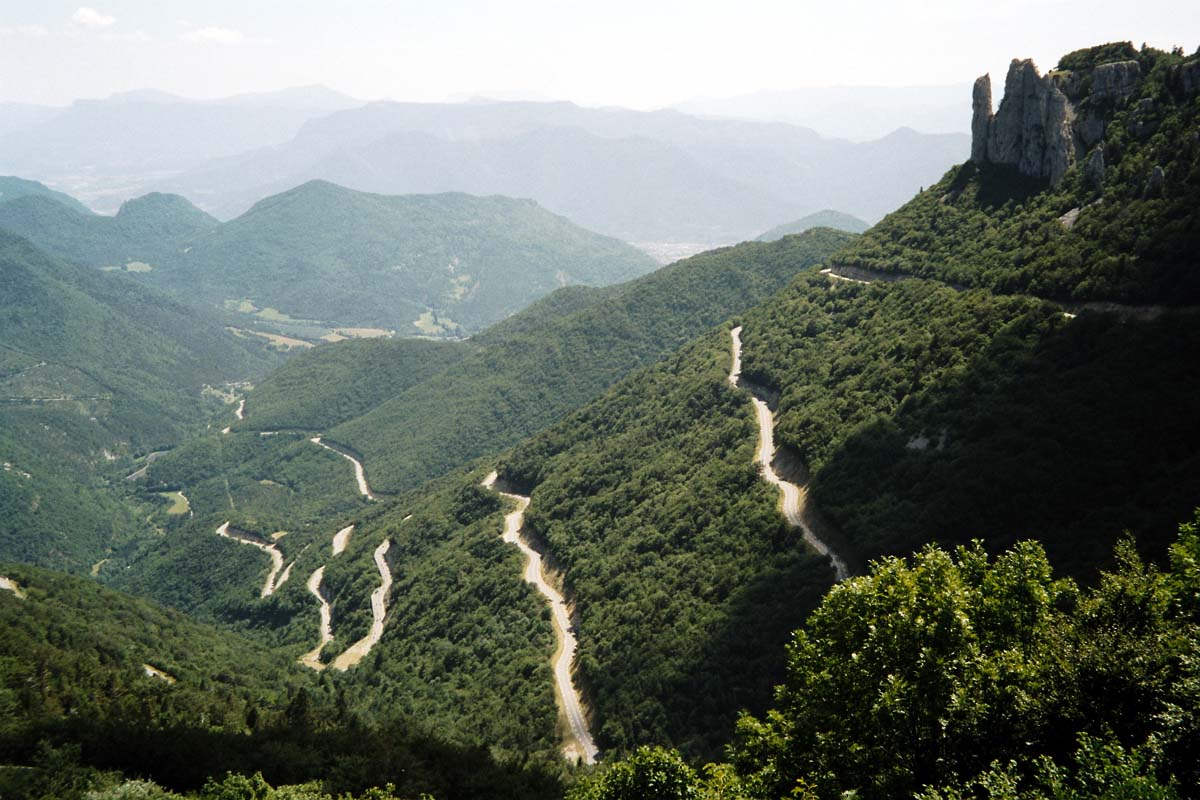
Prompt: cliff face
<box><xmin>969</xmin><ymin>55</ymin><xmax>1154</xmax><ymax>185</ymax></box>
<box><xmin>970</xmin><ymin>59</ymin><xmax>1076</xmax><ymax>184</ymax></box>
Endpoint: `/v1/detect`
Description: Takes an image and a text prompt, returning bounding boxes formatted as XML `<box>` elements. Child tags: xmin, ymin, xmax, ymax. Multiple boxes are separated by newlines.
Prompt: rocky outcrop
<box><xmin>971</xmin><ymin>76</ymin><xmax>992</xmax><ymax>163</ymax></box>
<box><xmin>1091</xmin><ymin>60</ymin><xmax>1141</xmax><ymax>102</ymax></box>
<box><xmin>1179</xmin><ymin>60</ymin><xmax>1200</xmax><ymax>95</ymax></box>
<box><xmin>1083</xmin><ymin>145</ymin><xmax>1105</xmax><ymax>189</ymax></box>
<box><xmin>971</xmin><ymin>59</ymin><xmax>1075</xmax><ymax>184</ymax></box>
<box><xmin>971</xmin><ymin>55</ymin><xmax>1153</xmax><ymax>186</ymax></box>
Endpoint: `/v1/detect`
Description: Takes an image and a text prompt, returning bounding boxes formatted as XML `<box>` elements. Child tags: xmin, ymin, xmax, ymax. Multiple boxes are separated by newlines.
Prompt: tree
<box><xmin>567</xmin><ymin>747</ymin><xmax>701</xmax><ymax>800</ymax></box>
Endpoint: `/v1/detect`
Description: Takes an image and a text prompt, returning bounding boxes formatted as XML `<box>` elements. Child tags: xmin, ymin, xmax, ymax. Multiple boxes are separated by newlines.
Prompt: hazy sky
<box><xmin>0</xmin><ymin>0</ymin><xmax>1196</xmax><ymax>108</ymax></box>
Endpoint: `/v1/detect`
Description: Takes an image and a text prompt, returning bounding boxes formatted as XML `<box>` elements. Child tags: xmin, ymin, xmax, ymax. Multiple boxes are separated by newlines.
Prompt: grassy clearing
<box><xmin>224</xmin><ymin>298</ymin><xmax>260</xmax><ymax>314</ymax></box>
<box><xmin>157</xmin><ymin>491</ymin><xmax>190</xmax><ymax>516</ymax></box>
<box><xmin>412</xmin><ymin>310</ymin><xmax>463</xmax><ymax>337</ymax></box>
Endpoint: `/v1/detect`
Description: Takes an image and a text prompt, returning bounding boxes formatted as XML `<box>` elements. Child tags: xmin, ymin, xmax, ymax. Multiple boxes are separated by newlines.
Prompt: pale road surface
<box><xmin>0</xmin><ymin>576</ymin><xmax>26</xmax><ymax>599</ymax></box>
<box><xmin>818</xmin><ymin>267</ymin><xmax>871</xmax><ymax>285</ymax></box>
<box><xmin>299</xmin><ymin>566</ymin><xmax>334</xmax><ymax>671</ymax></box>
<box><xmin>332</xmin><ymin>525</ymin><xmax>355</xmax><ymax>556</ymax></box>
<box><xmin>142</xmin><ymin>663</ymin><xmax>176</xmax><ymax>683</ymax></box>
<box><xmin>331</xmin><ymin>539</ymin><xmax>393</xmax><ymax>671</ymax></box>
<box><xmin>124</xmin><ymin>450</ymin><xmax>168</xmax><ymax>481</ymax></box>
<box><xmin>729</xmin><ymin>327</ymin><xmax>851</xmax><ymax>581</ymax></box>
<box><xmin>222</xmin><ymin>398</ymin><xmax>245</xmax><ymax>435</ymax></box>
<box><xmin>483</xmin><ymin>471</ymin><xmax>599</xmax><ymax>765</ymax></box>
<box><xmin>276</xmin><ymin>558</ymin><xmax>297</xmax><ymax>589</ymax></box>
<box><xmin>215</xmin><ymin>522</ymin><xmax>290</xmax><ymax>597</ymax></box>
<box><xmin>310</xmin><ymin>437</ymin><xmax>376</xmax><ymax>500</ymax></box>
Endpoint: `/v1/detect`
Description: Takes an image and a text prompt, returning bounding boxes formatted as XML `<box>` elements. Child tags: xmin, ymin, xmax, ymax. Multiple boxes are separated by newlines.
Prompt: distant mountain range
<box><xmin>152</xmin><ymin>100</ymin><xmax>967</xmax><ymax>242</ymax></box>
<box><xmin>676</xmin><ymin>84</ymin><xmax>971</xmax><ymax>141</ymax></box>
<box><xmin>0</xmin><ymin>90</ymin><xmax>968</xmax><ymax>242</ymax></box>
<box><xmin>0</xmin><ymin>178</ymin><xmax>658</xmax><ymax>337</ymax></box>
<box><xmin>0</xmin><ymin>86</ymin><xmax>363</xmax><ymax>210</ymax></box>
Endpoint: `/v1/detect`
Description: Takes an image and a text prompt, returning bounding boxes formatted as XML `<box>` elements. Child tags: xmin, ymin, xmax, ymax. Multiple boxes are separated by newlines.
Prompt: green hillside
<box><xmin>0</xmin><ymin>175</ymin><xmax>92</xmax><ymax>215</ymax></box>
<box><xmin>102</xmin><ymin>229</ymin><xmax>852</xmax><ymax>763</ymax></box>
<box><xmin>0</xmin><ymin>192</ymin><xmax>217</xmax><ymax>272</ymax></box>
<box><xmin>318</xmin><ymin>230</ymin><xmax>855</xmax><ymax>493</ymax></box>
<box><xmin>0</xmin><ymin>179</ymin><xmax>661</xmax><ymax>340</ymax></box>
<box><xmin>575</xmin><ymin>520</ymin><xmax>1200</xmax><ymax>798</ymax></box>
<box><xmin>755</xmin><ymin>210</ymin><xmax>870</xmax><ymax>241</ymax></box>
<box><xmin>242</xmin><ymin>337</ymin><xmax>466</xmax><ymax>432</ymax></box>
<box><xmin>168</xmin><ymin>181</ymin><xmax>658</xmax><ymax>334</ymax></box>
<box><xmin>0</xmin><ymin>231</ymin><xmax>278</xmax><ymax>571</ymax></box>
<box><xmin>0</xmin><ymin>563</ymin><xmax>562</xmax><ymax>800</ymax></box>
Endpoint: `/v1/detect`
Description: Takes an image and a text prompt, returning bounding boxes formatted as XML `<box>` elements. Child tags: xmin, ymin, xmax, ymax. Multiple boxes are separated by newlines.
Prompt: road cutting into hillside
<box><xmin>222</xmin><ymin>398</ymin><xmax>245</xmax><ymax>434</ymax></box>
<box><xmin>729</xmin><ymin>326</ymin><xmax>850</xmax><ymax>581</ymax></box>
<box><xmin>331</xmin><ymin>539</ymin><xmax>393</xmax><ymax>671</ymax></box>
<box><xmin>483</xmin><ymin>471</ymin><xmax>599</xmax><ymax>765</ymax></box>
<box><xmin>310</xmin><ymin>437</ymin><xmax>376</xmax><ymax>500</ymax></box>
<box><xmin>215</xmin><ymin>522</ymin><xmax>291</xmax><ymax>597</ymax></box>
<box><xmin>300</xmin><ymin>566</ymin><xmax>334</xmax><ymax>671</ymax></box>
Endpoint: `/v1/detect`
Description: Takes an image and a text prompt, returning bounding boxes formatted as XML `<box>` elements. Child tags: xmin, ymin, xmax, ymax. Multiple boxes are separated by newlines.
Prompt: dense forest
<box><xmin>569</xmin><ymin>515</ymin><xmax>1200</xmax><ymax>798</ymax></box>
<box><xmin>737</xmin><ymin>275</ymin><xmax>1200</xmax><ymax>575</ymax></box>
<box><xmin>324</xmin><ymin>230</ymin><xmax>855</xmax><ymax>493</ymax></box>
<box><xmin>0</xmin><ymin>180</ymin><xmax>659</xmax><ymax>337</ymax></box>
<box><xmin>0</xmin><ymin>564</ymin><xmax>565</xmax><ymax>800</ymax></box>
<box><xmin>0</xmin><ymin>230</ymin><xmax>278</xmax><ymax>571</ymax></box>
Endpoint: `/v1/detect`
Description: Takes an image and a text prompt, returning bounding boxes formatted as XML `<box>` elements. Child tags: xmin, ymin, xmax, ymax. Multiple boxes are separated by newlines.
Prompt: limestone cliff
<box><xmin>969</xmin><ymin>54</ymin><xmax>1149</xmax><ymax>185</ymax></box>
<box><xmin>970</xmin><ymin>59</ymin><xmax>1075</xmax><ymax>184</ymax></box>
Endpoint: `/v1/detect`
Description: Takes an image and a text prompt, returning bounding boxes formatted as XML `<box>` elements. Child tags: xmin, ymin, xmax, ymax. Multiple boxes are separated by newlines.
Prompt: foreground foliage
<box><xmin>579</xmin><ymin>517</ymin><xmax>1200</xmax><ymax>798</ymax></box>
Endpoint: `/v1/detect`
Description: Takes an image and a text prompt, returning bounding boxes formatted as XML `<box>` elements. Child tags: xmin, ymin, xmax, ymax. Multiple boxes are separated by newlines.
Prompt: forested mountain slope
<box><xmin>0</xmin><ymin>175</ymin><xmax>93</xmax><ymax>215</ymax></box>
<box><xmin>0</xmin><ymin>231</ymin><xmax>277</xmax><ymax>571</ymax></box>
<box><xmin>102</xmin><ymin>229</ymin><xmax>851</xmax><ymax>763</ymax></box>
<box><xmin>0</xmin><ymin>192</ymin><xmax>217</xmax><ymax>272</ymax></box>
<box><xmin>575</xmin><ymin>521</ymin><xmax>1200</xmax><ymax>799</ymax></box>
<box><xmin>465</xmin><ymin>43</ymin><xmax>1200</xmax><ymax>756</ymax></box>
<box><xmin>165</xmin><ymin>181</ymin><xmax>657</xmax><ymax>333</ymax></box>
<box><xmin>0</xmin><ymin>180</ymin><xmax>659</xmax><ymax>337</ymax></box>
<box><xmin>262</xmin><ymin>230</ymin><xmax>854</xmax><ymax>493</ymax></box>
<box><xmin>0</xmin><ymin>562</ymin><xmax>562</xmax><ymax>800</ymax></box>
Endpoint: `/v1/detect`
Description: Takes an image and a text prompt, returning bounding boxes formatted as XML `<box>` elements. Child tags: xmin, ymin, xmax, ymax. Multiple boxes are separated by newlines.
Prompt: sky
<box><xmin>0</xmin><ymin>0</ymin><xmax>1197</xmax><ymax>108</ymax></box>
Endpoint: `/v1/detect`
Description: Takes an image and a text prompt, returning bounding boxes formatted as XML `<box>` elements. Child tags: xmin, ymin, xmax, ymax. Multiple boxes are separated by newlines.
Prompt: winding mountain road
<box><xmin>310</xmin><ymin>437</ymin><xmax>376</xmax><ymax>500</ymax></box>
<box><xmin>483</xmin><ymin>471</ymin><xmax>599</xmax><ymax>765</ymax></box>
<box><xmin>215</xmin><ymin>522</ymin><xmax>291</xmax><ymax>597</ymax></box>
<box><xmin>729</xmin><ymin>327</ymin><xmax>850</xmax><ymax>581</ymax></box>
<box><xmin>300</xmin><ymin>566</ymin><xmax>334</xmax><ymax>671</ymax></box>
<box><xmin>221</xmin><ymin>398</ymin><xmax>245</xmax><ymax>435</ymax></box>
<box><xmin>331</xmin><ymin>539</ymin><xmax>393</xmax><ymax>671</ymax></box>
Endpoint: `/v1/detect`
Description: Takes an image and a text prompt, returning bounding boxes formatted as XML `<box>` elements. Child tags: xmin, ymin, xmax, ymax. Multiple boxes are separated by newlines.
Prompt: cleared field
<box><xmin>157</xmin><ymin>491</ymin><xmax>190</xmax><ymax>516</ymax></box>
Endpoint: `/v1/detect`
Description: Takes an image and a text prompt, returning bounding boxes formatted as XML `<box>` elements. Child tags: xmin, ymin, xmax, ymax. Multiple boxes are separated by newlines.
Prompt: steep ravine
<box><xmin>729</xmin><ymin>326</ymin><xmax>851</xmax><ymax>581</ymax></box>
<box><xmin>483</xmin><ymin>471</ymin><xmax>599</xmax><ymax>765</ymax></box>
